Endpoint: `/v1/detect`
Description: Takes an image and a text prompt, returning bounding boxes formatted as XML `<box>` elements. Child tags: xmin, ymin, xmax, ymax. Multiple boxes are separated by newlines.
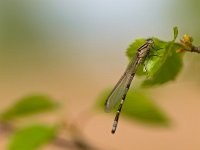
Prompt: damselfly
<box><xmin>105</xmin><ymin>39</ymin><xmax>154</xmax><ymax>134</ymax></box>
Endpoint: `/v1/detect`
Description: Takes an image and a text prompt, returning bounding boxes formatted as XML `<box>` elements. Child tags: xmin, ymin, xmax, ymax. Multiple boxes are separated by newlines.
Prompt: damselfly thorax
<box><xmin>104</xmin><ymin>39</ymin><xmax>154</xmax><ymax>134</ymax></box>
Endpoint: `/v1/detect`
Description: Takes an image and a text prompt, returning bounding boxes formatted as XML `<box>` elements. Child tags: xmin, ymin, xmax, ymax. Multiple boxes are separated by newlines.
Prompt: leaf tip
<box><xmin>173</xmin><ymin>26</ymin><xmax>178</xmax><ymax>41</ymax></box>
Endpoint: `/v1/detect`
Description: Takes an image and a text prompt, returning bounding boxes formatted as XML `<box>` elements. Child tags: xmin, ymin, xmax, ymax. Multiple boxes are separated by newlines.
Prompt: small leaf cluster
<box><xmin>0</xmin><ymin>94</ymin><xmax>58</xmax><ymax>150</ymax></box>
<box><xmin>0</xmin><ymin>94</ymin><xmax>93</xmax><ymax>150</ymax></box>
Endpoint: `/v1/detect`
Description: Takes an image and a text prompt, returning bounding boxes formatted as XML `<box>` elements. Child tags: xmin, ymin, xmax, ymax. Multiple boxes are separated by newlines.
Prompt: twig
<box><xmin>191</xmin><ymin>45</ymin><xmax>200</xmax><ymax>53</ymax></box>
<box><xmin>0</xmin><ymin>122</ymin><xmax>14</xmax><ymax>135</ymax></box>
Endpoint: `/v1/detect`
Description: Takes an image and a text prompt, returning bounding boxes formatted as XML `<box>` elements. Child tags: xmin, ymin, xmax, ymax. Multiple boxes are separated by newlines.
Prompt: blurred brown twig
<box><xmin>191</xmin><ymin>45</ymin><xmax>200</xmax><ymax>53</ymax></box>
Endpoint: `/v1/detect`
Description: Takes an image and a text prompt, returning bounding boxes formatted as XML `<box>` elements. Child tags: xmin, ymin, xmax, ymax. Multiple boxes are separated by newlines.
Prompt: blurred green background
<box><xmin>0</xmin><ymin>0</ymin><xmax>200</xmax><ymax>150</ymax></box>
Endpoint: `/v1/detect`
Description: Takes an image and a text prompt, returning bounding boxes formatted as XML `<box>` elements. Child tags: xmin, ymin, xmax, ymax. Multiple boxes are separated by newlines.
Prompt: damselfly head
<box><xmin>146</xmin><ymin>38</ymin><xmax>154</xmax><ymax>45</ymax></box>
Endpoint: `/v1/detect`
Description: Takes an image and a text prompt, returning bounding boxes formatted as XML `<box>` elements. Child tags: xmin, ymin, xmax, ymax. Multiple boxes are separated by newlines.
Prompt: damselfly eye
<box><xmin>146</xmin><ymin>39</ymin><xmax>154</xmax><ymax>44</ymax></box>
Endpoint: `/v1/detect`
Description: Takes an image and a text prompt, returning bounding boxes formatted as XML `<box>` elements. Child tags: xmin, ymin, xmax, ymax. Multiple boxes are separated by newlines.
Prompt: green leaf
<box><xmin>126</xmin><ymin>27</ymin><xmax>183</xmax><ymax>86</ymax></box>
<box><xmin>8</xmin><ymin>124</ymin><xmax>57</xmax><ymax>150</ymax></box>
<box><xmin>97</xmin><ymin>88</ymin><xmax>169</xmax><ymax>126</ymax></box>
<box><xmin>143</xmin><ymin>38</ymin><xmax>168</xmax><ymax>77</ymax></box>
<box><xmin>123</xmin><ymin>89</ymin><xmax>169</xmax><ymax>125</ymax></box>
<box><xmin>142</xmin><ymin>42</ymin><xmax>183</xmax><ymax>87</ymax></box>
<box><xmin>0</xmin><ymin>94</ymin><xmax>59</xmax><ymax>122</ymax></box>
<box><xmin>173</xmin><ymin>26</ymin><xmax>178</xmax><ymax>41</ymax></box>
<box><xmin>126</xmin><ymin>38</ymin><xmax>170</xmax><ymax>78</ymax></box>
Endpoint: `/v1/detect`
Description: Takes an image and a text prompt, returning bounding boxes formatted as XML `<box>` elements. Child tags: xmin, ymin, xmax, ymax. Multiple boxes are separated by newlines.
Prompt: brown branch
<box><xmin>191</xmin><ymin>45</ymin><xmax>200</xmax><ymax>53</ymax></box>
